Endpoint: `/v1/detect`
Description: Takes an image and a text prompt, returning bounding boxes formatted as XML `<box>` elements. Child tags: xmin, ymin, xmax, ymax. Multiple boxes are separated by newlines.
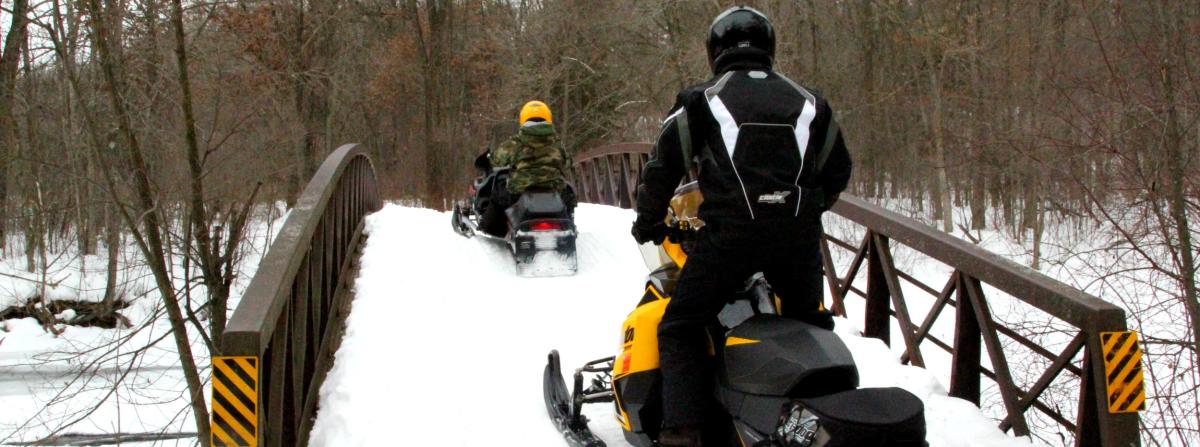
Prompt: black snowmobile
<box><xmin>451</xmin><ymin>152</ymin><xmax>578</xmax><ymax>277</ymax></box>
<box><xmin>543</xmin><ymin>182</ymin><xmax>927</xmax><ymax>447</ymax></box>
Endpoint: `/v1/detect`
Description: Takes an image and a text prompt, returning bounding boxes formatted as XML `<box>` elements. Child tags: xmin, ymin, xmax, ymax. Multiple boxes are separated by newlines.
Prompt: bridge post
<box><xmin>949</xmin><ymin>272</ymin><xmax>982</xmax><ymax>405</ymax></box>
<box><xmin>617</xmin><ymin>153</ymin><xmax>634</xmax><ymax>208</ymax></box>
<box><xmin>863</xmin><ymin>232</ymin><xmax>891</xmax><ymax>344</ymax></box>
<box><xmin>1077</xmin><ymin>313</ymin><xmax>1142</xmax><ymax>447</ymax></box>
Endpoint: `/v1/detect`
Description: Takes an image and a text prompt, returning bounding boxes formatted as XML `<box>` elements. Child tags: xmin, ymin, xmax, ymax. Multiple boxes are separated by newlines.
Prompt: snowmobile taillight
<box><xmin>529</xmin><ymin>221</ymin><xmax>562</xmax><ymax>231</ymax></box>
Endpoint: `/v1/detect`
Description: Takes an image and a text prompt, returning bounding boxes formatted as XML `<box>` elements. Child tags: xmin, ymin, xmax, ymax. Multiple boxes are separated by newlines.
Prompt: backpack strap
<box><xmin>814</xmin><ymin>113</ymin><xmax>839</xmax><ymax>176</ymax></box>
<box><xmin>676</xmin><ymin>107</ymin><xmax>698</xmax><ymax>181</ymax></box>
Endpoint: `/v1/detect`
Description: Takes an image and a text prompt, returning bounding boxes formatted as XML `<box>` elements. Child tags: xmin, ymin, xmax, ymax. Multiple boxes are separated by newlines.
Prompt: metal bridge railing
<box><xmin>570</xmin><ymin>143</ymin><xmax>652</xmax><ymax>209</ymax></box>
<box><xmin>210</xmin><ymin>144</ymin><xmax>380</xmax><ymax>447</ymax></box>
<box><xmin>571</xmin><ymin>143</ymin><xmax>1142</xmax><ymax>447</ymax></box>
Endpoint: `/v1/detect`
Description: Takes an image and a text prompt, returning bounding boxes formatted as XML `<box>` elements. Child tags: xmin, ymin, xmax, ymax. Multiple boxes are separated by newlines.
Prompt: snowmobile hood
<box><xmin>722</xmin><ymin>314</ymin><xmax>858</xmax><ymax>397</ymax></box>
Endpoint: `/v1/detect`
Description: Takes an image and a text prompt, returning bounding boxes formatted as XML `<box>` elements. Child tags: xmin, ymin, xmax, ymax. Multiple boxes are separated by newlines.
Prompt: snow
<box><xmin>309</xmin><ymin>203</ymin><xmax>1034</xmax><ymax>446</ymax></box>
<box><xmin>0</xmin><ymin>205</ymin><xmax>288</xmax><ymax>445</ymax></box>
<box><xmin>1</xmin><ymin>254</ymin><xmax>111</xmax><ymax>309</ymax></box>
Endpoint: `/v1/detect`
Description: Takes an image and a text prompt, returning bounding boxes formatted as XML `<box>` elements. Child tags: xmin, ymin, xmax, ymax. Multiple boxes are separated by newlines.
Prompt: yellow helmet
<box><xmin>519</xmin><ymin>100</ymin><xmax>553</xmax><ymax>125</ymax></box>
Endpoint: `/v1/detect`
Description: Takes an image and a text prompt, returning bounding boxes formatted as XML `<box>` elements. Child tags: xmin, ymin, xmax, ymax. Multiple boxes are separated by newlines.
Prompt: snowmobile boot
<box><xmin>659</xmin><ymin>427</ymin><xmax>704</xmax><ymax>447</ymax></box>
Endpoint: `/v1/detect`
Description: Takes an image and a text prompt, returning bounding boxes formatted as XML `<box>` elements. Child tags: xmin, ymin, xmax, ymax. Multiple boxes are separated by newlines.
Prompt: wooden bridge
<box><xmin>208</xmin><ymin>143</ymin><xmax>1143</xmax><ymax>446</ymax></box>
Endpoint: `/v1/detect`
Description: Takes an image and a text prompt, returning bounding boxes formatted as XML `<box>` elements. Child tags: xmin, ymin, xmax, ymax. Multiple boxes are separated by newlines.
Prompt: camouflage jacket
<box><xmin>489</xmin><ymin>123</ymin><xmax>572</xmax><ymax>194</ymax></box>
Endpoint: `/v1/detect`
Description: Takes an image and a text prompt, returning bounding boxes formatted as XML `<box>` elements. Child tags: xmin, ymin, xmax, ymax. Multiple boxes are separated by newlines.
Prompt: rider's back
<box><xmin>492</xmin><ymin>122</ymin><xmax>569</xmax><ymax>195</ymax></box>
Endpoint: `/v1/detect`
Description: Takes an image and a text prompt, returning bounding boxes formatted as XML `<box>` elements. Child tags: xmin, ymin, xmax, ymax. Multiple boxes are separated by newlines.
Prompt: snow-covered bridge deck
<box><xmin>306</xmin><ymin>204</ymin><xmax>1029</xmax><ymax>446</ymax></box>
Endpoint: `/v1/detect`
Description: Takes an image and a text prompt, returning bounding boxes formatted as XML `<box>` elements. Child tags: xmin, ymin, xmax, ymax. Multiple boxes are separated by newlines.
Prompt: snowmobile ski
<box><xmin>449</xmin><ymin>201</ymin><xmax>507</xmax><ymax>243</ymax></box>
<box><xmin>450</xmin><ymin>202</ymin><xmax>474</xmax><ymax>237</ymax></box>
<box><xmin>543</xmin><ymin>350</ymin><xmax>611</xmax><ymax>447</ymax></box>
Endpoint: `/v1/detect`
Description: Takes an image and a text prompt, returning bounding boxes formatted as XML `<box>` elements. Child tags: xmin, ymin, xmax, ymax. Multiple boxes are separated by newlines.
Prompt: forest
<box><xmin>0</xmin><ymin>0</ymin><xmax>1196</xmax><ymax>444</ymax></box>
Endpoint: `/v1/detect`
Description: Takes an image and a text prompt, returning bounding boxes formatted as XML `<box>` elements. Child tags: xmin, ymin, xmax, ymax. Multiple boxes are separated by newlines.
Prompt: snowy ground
<box><xmin>308</xmin><ymin>204</ymin><xmax>1033</xmax><ymax>446</ymax></box>
<box><xmin>0</xmin><ymin>206</ymin><xmax>287</xmax><ymax>445</ymax></box>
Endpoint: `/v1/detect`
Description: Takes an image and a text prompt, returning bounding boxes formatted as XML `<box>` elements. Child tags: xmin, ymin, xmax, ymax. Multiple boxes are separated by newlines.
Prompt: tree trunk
<box><xmin>103</xmin><ymin>204</ymin><xmax>119</xmax><ymax>312</ymax></box>
<box><xmin>82</xmin><ymin>0</ymin><xmax>211</xmax><ymax>439</ymax></box>
<box><xmin>411</xmin><ymin>0</ymin><xmax>451</xmax><ymax>205</ymax></box>
<box><xmin>968</xmin><ymin>5</ymin><xmax>986</xmax><ymax>231</ymax></box>
<box><xmin>970</xmin><ymin>169</ymin><xmax>987</xmax><ymax>230</ymax></box>
<box><xmin>65</xmin><ymin>88</ymin><xmax>94</xmax><ymax>256</ymax></box>
<box><xmin>1157</xmin><ymin>1</ymin><xmax>1200</xmax><ymax>360</ymax></box>
<box><xmin>1031</xmin><ymin>199</ymin><xmax>1043</xmax><ymax>270</ymax></box>
<box><xmin>804</xmin><ymin>0</ymin><xmax>819</xmax><ymax>80</ymax></box>
<box><xmin>927</xmin><ymin>54</ymin><xmax>952</xmax><ymax>233</ymax></box>
<box><xmin>24</xmin><ymin>208</ymin><xmax>35</xmax><ymax>273</ymax></box>
<box><xmin>170</xmin><ymin>0</ymin><xmax>222</xmax><ymax>348</ymax></box>
<box><xmin>286</xmin><ymin>0</ymin><xmax>336</xmax><ymax>206</ymax></box>
<box><xmin>0</xmin><ymin>0</ymin><xmax>31</xmax><ymax>250</ymax></box>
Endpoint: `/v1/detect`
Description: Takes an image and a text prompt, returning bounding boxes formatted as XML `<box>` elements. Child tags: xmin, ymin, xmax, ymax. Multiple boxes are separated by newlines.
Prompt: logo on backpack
<box><xmin>757</xmin><ymin>190</ymin><xmax>791</xmax><ymax>204</ymax></box>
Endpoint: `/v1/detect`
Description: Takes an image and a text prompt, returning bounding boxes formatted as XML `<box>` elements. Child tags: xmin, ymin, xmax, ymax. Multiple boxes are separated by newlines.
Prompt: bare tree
<box><xmin>0</xmin><ymin>0</ymin><xmax>31</xmax><ymax>249</ymax></box>
<box><xmin>79</xmin><ymin>0</ymin><xmax>211</xmax><ymax>439</ymax></box>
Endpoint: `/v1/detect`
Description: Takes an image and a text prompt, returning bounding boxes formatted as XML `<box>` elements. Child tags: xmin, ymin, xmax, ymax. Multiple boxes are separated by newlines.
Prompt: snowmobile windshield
<box><xmin>639</xmin><ymin>182</ymin><xmax>706</xmax><ymax>271</ymax></box>
<box><xmin>668</xmin><ymin>181</ymin><xmax>704</xmax><ymax>229</ymax></box>
<box><xmin>638</xmin><ymin>241</ymin><xmax>669</xmax><ymax>272</ymax></box>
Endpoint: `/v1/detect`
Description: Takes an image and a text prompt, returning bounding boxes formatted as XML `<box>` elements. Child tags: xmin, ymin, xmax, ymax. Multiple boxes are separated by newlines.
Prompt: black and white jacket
<box><xmin>635</xmin><ymin>58</ymin><xmax>852</xmax><ymax>237</ymax></box>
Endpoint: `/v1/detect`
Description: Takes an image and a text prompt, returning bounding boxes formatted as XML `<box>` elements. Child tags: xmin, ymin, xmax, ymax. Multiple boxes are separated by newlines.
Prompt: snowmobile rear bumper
<box><xmin>512</xmin><ymin>219</ymin><xmax>578</xmax><ymax>277</ymax></box>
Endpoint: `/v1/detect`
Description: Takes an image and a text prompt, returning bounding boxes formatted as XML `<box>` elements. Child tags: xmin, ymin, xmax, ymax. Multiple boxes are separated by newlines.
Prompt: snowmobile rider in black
<box><xmin>630</xmin><ymin>6</ymin><xmax>852</xmax><ymax>447</ymax></box>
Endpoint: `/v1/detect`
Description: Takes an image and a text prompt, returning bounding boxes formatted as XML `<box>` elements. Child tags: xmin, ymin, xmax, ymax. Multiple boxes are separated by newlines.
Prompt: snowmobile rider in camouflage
<box><xmin>475</xmin><ymin>100</ymin><xmax>573</xmax><ymax>237</ymax></box>
<box><xmin>490</xmin><ymin>100</ymin><xmax>573</xmax><ymax>195</ymax></box>
<box><xmin>631</xmin><ymin>7</ymin><xmax>852</xmax><ymax>446</ymax></box>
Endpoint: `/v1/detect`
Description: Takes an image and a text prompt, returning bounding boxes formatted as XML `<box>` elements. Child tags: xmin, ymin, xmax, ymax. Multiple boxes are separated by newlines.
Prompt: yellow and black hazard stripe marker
<box><xmin>212</xmin><ymin>356</ymin><xmax>259</xmax><ymax>446</ymax></box>
<box><xmin>1100</xmin><ymin>331</ymin><xmax>1145</xmax><ymax>414</ymax></box>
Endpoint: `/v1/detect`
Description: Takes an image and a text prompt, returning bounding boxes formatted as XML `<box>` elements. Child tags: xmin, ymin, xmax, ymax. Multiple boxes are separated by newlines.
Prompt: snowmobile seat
<box><xmin>508</xmin><ymin>189</ymin><xmax>569</xmax><ymax>223</ymax></box>
<box><xmin>721</xmin><ymin>314</ymin><xmax>858</xmax><ymax>397</ymax></box>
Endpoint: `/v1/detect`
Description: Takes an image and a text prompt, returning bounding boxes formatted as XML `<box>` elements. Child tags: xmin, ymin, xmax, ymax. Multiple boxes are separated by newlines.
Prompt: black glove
<box><xmin>631</xmin><ymin>220</ymin><xmax>668</xmax><ymax>245</ymax></box>
<box><xmin>664</xmin><ymin>224</ymin><xmax>695</xmax><ymax>244</ymax></box>
<box><xmin>800</xmin><ymin>187</ymin><xmax>829</xmax><ymax>215</ymax></box>
<box><xmin>474</xmin><ymin>151</ymin><xmax>492</xmax><ymax>174</ymax></box>
<box><xmin>822</xmin><ymin>192</ymin><xmax>840</xmax><ymax>212</ymax></box>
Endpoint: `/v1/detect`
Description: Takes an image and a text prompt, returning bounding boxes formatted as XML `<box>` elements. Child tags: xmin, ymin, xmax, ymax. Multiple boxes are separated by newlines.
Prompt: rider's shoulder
<box><xmin>666</xmin><ymin>83</ymin><xmax>710</xmax><ymax>113</ymax></box>
<box><xmin>497</xmin><ymin>137</ymin><xmax>521</xmax><ymax>150</ymax></box>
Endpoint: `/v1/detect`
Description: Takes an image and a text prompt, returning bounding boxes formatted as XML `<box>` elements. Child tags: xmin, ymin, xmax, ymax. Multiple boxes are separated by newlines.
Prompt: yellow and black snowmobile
<box><xmin>543</xmin><ymin>182</ymin><xmax>927</xmax><ymax>447</ymax></box>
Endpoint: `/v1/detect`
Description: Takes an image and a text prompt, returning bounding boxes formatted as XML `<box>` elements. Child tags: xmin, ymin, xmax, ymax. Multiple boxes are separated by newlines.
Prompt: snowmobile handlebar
<box><xmin>663</xmin><ymin>217</ymin><xmax>700</xmax><ymax>245</ymax></box>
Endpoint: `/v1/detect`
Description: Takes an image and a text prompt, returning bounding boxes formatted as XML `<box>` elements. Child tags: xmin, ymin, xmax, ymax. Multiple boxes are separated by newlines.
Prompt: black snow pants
<box><xmin>658</xmin><ymin>222</ymin><xmax>826</xmax><ymax>433</ymax></box>
<box><xmin>478</xmin><ymin>182</ymin><xmax>512</xmax><ymax>238</ymax></box>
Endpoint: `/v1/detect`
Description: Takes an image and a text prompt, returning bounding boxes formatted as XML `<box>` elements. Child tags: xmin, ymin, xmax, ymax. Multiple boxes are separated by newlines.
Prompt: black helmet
<box><xmin>707</xmin><ymin>6</ymin><xmax>775</xmax><ymax>70</ymax></box>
